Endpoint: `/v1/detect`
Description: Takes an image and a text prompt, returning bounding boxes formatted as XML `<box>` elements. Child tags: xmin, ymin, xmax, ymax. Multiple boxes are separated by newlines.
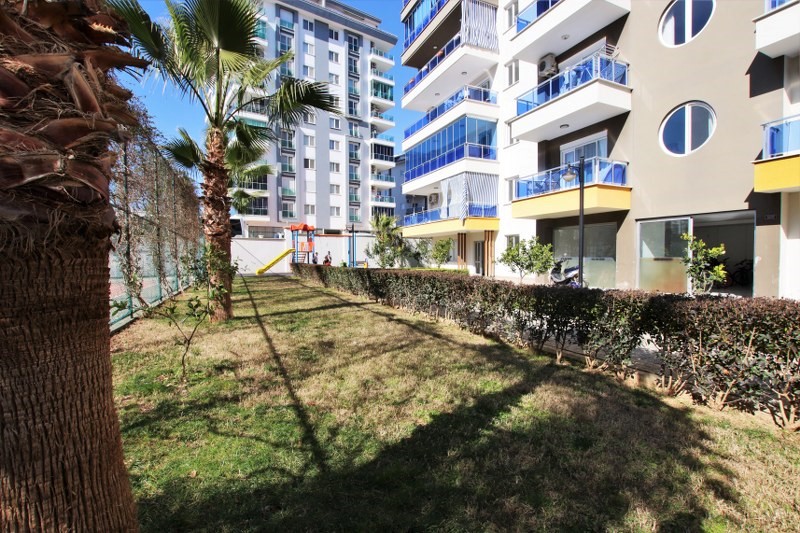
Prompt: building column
<box><xmin>484</xmin><ymin>230</ymin><xmax>495</xmax><ymax>277</ymax></box>
<box><xmin>457</xmin><ymin>232</ymin><xmax>467</xmax><ymax>269</ymax></box>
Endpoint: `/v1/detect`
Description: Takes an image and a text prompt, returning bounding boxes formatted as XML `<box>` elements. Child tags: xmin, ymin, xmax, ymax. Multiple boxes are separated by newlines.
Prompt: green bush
<box><xmin>292</xmin><ymin>264</ymin><xmax>800</xmax><ymax>431</ymax></box>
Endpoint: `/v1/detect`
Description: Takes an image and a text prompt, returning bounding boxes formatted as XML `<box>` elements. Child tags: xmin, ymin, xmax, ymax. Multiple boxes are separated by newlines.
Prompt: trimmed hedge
<box><xmin>291</xmin><ymin>264</ymin><xmax>800</xmax><ymax>431</ymax></box>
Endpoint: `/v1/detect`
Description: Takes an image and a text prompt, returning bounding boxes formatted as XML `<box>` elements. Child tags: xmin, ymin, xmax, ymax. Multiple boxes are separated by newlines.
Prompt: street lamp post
<box><xmin>563</xmin><ymin>156</ymin><xmax>585</xmax><ymax>287</ymax></box>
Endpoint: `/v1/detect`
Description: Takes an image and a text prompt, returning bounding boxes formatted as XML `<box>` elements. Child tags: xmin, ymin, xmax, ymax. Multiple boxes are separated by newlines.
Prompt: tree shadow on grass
<box><xmin>131</xmin><ymin>277</ymin><xmax>740</xmax><ymax>532</ymax></box>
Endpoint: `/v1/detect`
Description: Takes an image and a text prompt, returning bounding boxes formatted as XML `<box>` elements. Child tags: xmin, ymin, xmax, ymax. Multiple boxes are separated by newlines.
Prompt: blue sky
<box><xmin>121</xmin><ymin>0</ymin><xmax>417</xmax><ymax>151</ymax></box>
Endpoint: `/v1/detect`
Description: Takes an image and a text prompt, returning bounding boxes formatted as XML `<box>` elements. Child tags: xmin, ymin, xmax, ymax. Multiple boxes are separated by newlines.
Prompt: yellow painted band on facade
<box><xmin>511</xmin><ymin>185</ymin><xmax>632</xmax><ymax>219</ymax></box>
<box><xmin>754</xmin><ymin>155</ymin><xmax>800</xmax><ymax>193</ymax></box>
<box><xmin>401</xmin><ymin>217</ymin><xmax>500</xmax><ymax>238</ymax></box>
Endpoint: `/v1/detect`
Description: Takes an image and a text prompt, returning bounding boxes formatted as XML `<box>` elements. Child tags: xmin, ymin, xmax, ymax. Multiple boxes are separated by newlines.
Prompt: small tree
<box><xmin>431</xmin><ymin>238</ymin><xmax>454</xmax><ymax>268</ymax></box>
<box><xmin>499</xmin><ymin>236</ymin><xmax>554</xmax><ymax>284</ymax></box>
<box><xmin>681</xmin><ymin>233</ymin><xmax>726</xmax><ymax>294</ymax></box>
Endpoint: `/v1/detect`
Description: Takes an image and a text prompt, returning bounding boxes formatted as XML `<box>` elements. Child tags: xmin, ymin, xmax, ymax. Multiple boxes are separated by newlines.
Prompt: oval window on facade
<box><xmin>660</xmin><ymin>102</ymin><xmax>716</xmax><ymax>156</ymax></box>
<box><xmin>660</xmin><ymin>0</ymin><xmax>715</xmax><ymax>47</ymax></box>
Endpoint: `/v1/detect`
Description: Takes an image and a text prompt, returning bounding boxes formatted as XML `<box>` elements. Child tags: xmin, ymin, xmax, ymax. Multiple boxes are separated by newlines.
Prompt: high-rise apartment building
<box><xmin>233</xmin><ymin>0</ymin><xmax>398</xmax><ymax>238</ymax></box>
<box><xmin>399</xmin><ymin>0</ymin><xmax>800</xmax><ymax>298</ymax></box>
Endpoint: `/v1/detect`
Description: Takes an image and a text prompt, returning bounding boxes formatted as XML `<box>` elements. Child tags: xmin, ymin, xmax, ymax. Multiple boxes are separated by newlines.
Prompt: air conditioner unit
<box><xmin>428</xmin><ymin>193</ymin><xmax>440</xmax><ymax>205</ymax></box>
<box><xmin>538</xmin><ymin>53</ymin><xmax>557</xmax><ymax>77</ymax></box>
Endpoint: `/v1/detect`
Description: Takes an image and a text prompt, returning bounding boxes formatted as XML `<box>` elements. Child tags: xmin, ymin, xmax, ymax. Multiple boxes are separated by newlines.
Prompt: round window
<box><xmin>660</xmin><ymin>102</ymin><xmax>716</xmax><ymax>156</ymax></box>
<box><xmin>659</xmin><ymin>0</ymin><xmax>715</xmax><ymax>47</ymax></box>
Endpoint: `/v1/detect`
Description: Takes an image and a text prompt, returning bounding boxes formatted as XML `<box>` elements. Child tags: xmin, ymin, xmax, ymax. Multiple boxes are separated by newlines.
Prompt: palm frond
<box><xmin>262</xmin><ymin>78</ymin><xmax>339</xmax><ymax>129</ymax></box>
<box><xmin>162</xmin><ymin>128</ymin><xmax>204</xmax><ymax>170</ymax></box>
<box><xmin>230</xmin><ymin>188</ymin><xmax>255</xmax><ymax>215</ymax></box>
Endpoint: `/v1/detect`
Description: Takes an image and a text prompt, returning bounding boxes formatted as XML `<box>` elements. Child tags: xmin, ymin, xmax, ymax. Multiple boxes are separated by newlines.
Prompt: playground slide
<box><xmin>256</xmin><ymin>249</ymin><xmax>295</xmax><ymax>275</ymax></box>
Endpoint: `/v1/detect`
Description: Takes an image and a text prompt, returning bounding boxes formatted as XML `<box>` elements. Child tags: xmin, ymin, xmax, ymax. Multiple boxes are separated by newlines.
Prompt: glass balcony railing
<box><xmin>516</xmin><ymin>0</ymin><xmax>560</xmax><ymax>34</ymax></box>
<box><xmin>513</xmin><ymin>157</ymin><xmax>628</xmax><ymax>200</ymax></box>
<box><xmin>239</xmin><ymin>178</ymin><xmax>269</xmax><ymax>191</ymax></box>
<box><xmin>349</xmin><ymin>129</ymin><xmax>364</xmax><ymax>138</ymax></box>
<box><xmin>281</xmin><ymin>163</ymin><xmax>295</xmax><ymax>173</ymax></box>
<box><xmin>370</xmin><ymin>48</ymin><xmax>394</xmax><ymax>61</ymax></box>
<box><xmin>280</xmin><ymin>139</ymin><xmax>295</xmax><ymax>150</ymax></box>
<box><xmin>516</xmin><ymin>54</ymin><xmax>629</xmax><ymax>116</ymax></box>
<box><xmin>371</xmin><ymin>174</ymin><xmax>395</xmax><ymax>183</ymax></box>
<box><xmin>404</xmin><ymin>86</ymin><xmax>497</xmax><ymax>139</ymax></box>
<box><xmin>371</xmin><ymin>110</ymin><xmax>395</xmax><ymax>122</ymax></box>
<box><xmin>371</xmin><ymin>152</ymin><xmax>395</xmax><ymax>162</ymax></box>
<box><xmin>349</xmin><ymin>194</ymin><xmax>361</xmax><ymax>202</ymax></box>
<box><xmin>348</xmin><ymin>86</ymin><xmax>360</xmax><ymax>96</ymax></box>
<box><xmin>249</xmin><ymin>206</ymin><xmax>269</xmax><ymax>216</ymax></box>
<box><xmin>349</xmin><ymin>151</ymin><xmax>361</xmax><ymax>160</ymax></box>
<box><xmin>281</xmin><ymin>187</ymin><xmax>296</xmax><ymax>196</ymax></box>
<box><xmin>404</xmin><ymin>143</ymin><xmax>497</xmax><ymax>183</ymax></box>
<box><xmin>370</xmin><ymin>69</ymin><xmax>394</xmax><ymax>80</ymax></box>
<box><xmin>278</xmin><ymin>19</ymin><xmax>295</xmax><ymax>32</ymax></box>
<box><xmin>349</xmin><ymin>214</ymin><xmax>362</xmax><ymax>222</ymax></box>
<box><xmin>278</xmin><ymin>65</ymin><xmax>293</xmax><ymax>77</ymax></box>
<box><xmin>281</xmin><ymin>210</ymin><xmax>297</xmax><ymax>219</ymax></box>
<box><xmin>371</xmin><ymin>89</ymin><xmax>394</xmax><ymax>101</ymax></box>
<box><xmin>403</xmin><ymin>203</ymin><xmax>497</xmax><ymax>226</ymax></box>
<box><xmin>372</xmin><ymin>195</ymin><xmax>395</xmax><ymax>203</ymax></box>
<box><xmin>371</xmin><ymin>133</ymin><xmax>395</xmax><ymax>142</ymax></box>
<box><xmin>403</xmin><ymin>0</ymin><xmax>449</xmax><ymax>51</ymax></box>
<box><xmin>255</xmin><ymin>21</ymin><xmax>267</xmax><ymax>39</ymax></box>
<box><xmin>763</xmin><ymin>115</ymin><xmax>800</xmax><ymax>158</ymax></box>
<box><xmin>766</xmin><ymin>0</ymin><xmax>790</xmax><ymax>11</ymax></box>
<box><xmin>404</xmin><ymin>33</ymin><xmax>461</xmax><ymax>95</ymax></box>
<box><xmin>349</xmin><ymin>173</ymin><xmax>361</xmax><ymax>182</ymax></box>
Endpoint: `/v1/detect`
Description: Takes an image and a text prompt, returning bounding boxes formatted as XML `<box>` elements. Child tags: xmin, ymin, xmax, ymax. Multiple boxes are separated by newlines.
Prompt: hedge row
<box><xmin>291</xmin><ymin>264</ymin><xmax>800</xmax><ymax>431</ymax></box>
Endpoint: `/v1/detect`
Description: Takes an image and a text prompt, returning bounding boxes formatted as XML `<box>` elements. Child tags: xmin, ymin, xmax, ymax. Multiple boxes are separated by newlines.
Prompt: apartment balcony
<box><xmin>511</xmin><ymin>157</ymin><xmax>630</xmax><ymax>219</ymax></box>
<box><xmin>278</xmin><ymin>19</ymin><xmax>295</xmax><ymax>33</ymax></box>
<box><xmin>235</xmin><ymin>178</ymin><xmax>270</xmax><ymax>191</ymax></box>
<box><xmin>349</xmin><ymin>151</ymin><xmax>361</xmax><ymax>162</ymax></box>
<box><xmin>371</xmin><ymin>152</ymin><xmax>396</xmax><ymax>170</ymax></box>
<box><xmin>510</xmin><ymin>54</ymin><xmax>631</xmax><ymax>142</ymax></box>
<box><xmin>370</xmin><ymin>173</ymin><xmax>396</xmax><ymax>189</ymax></box>
<box><xmin>401</xmin><ymin>0</ymin><xmax>456</xmax><ymax>66</ymax></box>
<box><xmin>403</xmin><ymin>86</ymin><xmax>497</xmax><ymax>150</ymax></box>
<box><xmin>280</xmin><ymin>139</ymin><xmax>295</xmax><ymax>151</ymax></box>
<box><xmin>369</xmin><ymin>89</ymin><xmax>395</xmax><ymax>111</ymax></box>
<box><xmin>370</xmin><ymin>133</ymin><xmax>395</xmax><ymax>147</ymax></box>
<box><xmin>370</xmin><ymin>111</ymin><xmax>395</xmax><ymax>132</ymax></box>
<box><xmin>349</xmin><ymin>214</ymin><xmax>362</xmax><ymax>223</ymax></box>
<box><xmin>754</xmin><ymin>115</ymin><xmax>800</xmax><ymax>193</ymax></box>
<box><xmin>280</xmin><ymin>187</ymin><xmax>296</xmax><ymax>197</ymax></box>
<box><xmin>369</xmin><ymin>47</ymin><xmax>394</xmax><ymax>68</ymax></box>
<box><xmin>754</xmin><ymin>0</ymin><xmax>800</xmax><ymax>58</ymax></box>
<box><xmin>370</xmin><ymin>69</ymin><xmax>395</xmax><ymax>84</ymax></box>
<box><xmin>401</xmin><ymin>203</ymin><xmax>499</xmax><ymax>238</ymax></box>
<box><xmin>349</xmin><ymin>173</ymin><xmax>361</xmax><ymax>183</ymax></box>
<box><xmin>372</xmin><ymin>195</ymin><xmax>396</xmax><ymax>206</ymax></box>
<box><xmin>402</xmin><ymin>33</ymin><xmax>498</xmax><ymax>112</ymax></box>
<box><xmin>281</xmin><ymin>163</ymin><xmax>296</xmax><ymax>174</ymax></box>
<box><xmin>247</xmin><ymin>207</ymin><xmax>270</xmax><ymax>217</ymax></box>
<box><xmin>509</xmin><ymin>0</ymin><xmax>631</xmax><ymax>63</ymax></box>
<box><xmin>349</xmin><ymin>194</ymin><xmax>361</xmax><ymax>203</ymax></box>
<box><xmin>402</xmin><ymin>143</ymin><xmax>497</xmax><ymax>194</ymax></box>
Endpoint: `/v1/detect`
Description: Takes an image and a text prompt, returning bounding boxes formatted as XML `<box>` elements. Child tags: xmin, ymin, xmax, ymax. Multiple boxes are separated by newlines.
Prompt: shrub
<box><xmin>291</xmin><ymin>264</ymin><xmax>800</xmax><ymax>431</ymax></box>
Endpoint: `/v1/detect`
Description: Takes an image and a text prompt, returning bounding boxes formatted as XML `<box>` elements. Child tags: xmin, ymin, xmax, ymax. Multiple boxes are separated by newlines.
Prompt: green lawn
<box><xmin>112</xmin><ymin>276</ymin><xmax>800</xmax><ymax>532</ymax></box>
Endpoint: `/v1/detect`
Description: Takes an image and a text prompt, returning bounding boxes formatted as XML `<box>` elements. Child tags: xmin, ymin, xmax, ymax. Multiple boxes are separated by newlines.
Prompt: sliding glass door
<box><xmin>638</xmin><ymin>218</ymin><xmax>690</xmax><ymax>293</ymax></box>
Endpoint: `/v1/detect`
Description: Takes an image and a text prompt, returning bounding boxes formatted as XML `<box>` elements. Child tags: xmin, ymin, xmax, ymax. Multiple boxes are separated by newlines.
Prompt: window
<box><xmin>303</xmin><ymin>134</ymin><xmax>315</xmax><ymax>147</ymax></box>
<box><xmin>348</xmin><ymin>100</ymin><xmax>359</xmax><ymax>117</ymax></box>
<box><xmin>348</xmin><ymin>122</ymin><xmax>360</xmax><ymax>137</ymax></box>
<box><xmin>330</xmin><ymin>117</ymin><xmax>341</xmax><ymax>129</ymax></box>
<box><xmin>348</xmin><ymin>57</ymin><xmax>358</xmax><ymax>75</ymax></box>
<box><xmin>507</xmin><ymin>60</ymin><xmax>519</xmax><ymax>86</ymax></box>
<box><xmin>347</xmin><ymin>34</ymin><xmax>359</xmax><ymax>53</ymax></box>
<box><xmin>303</xmin><ymin>65</ymin><xmax>315</xmax><ymax>79</ymax></box>
<box><xmin>330</xmin><ymin>162</ymin><xmax>341</xmax><ymax>173</ymax></box>
<box><xmin>247</xmin><ymin>197</ymin><xmax>269</xmax><ymax>216</ymax></box>
<box><xmin>281</xmin><ymin>201</ymin><xmax>296</xmax><ymax>219</ymax></box>
<box><xmin>304</xmin><ymin>204</ymin><xmax>315</xmax><ymax>215</ymax></box>
<box><xmin>506</xmin><ymin>235</ymin><xmax>520</xmax><ymax>250</ymax></box>
<box><xmin>349</xmin><ymin>142</ymin><xmax>360</xmax><ymax>159</ymax></box>
<box><xmin>329</xmin><ymin>28</ymin><xmax>339</xmax><ymax>41</ymax></box>
<box><xmin>303</xmin><ymin>41</ymin><xmax>314</xmax><ymax>56</ymax></box>
<box><xmin>278</xmin><ymin>34</ymin><xmax>292</xmax><ymax>54</ymax></box>
<box><xmin>330</xmin><ymin>184</ymin><xmax>341</xmax><ymax>194</ymax></box>
<box><xmin>329</xmin><ymin>51</ymin><xmax>340</xmax><ymax>63</ymax></box>
<box><xmin>302</xmin><ymin>19</ymin><xmax>314</xmax><ymax>31</ymax></box>
<box><xmin>331</xmin><ymin>96</ymin><xmax>341</xmax><ymax>108</ymax></box>
<box><xmin>349</xmin><ymin>164</ymin><xmax>359</xmax><ymax>179</ymax></box>
<box><xmin>660</xmin><ymin>0</ymin><xmax>715</xmax><ymax>47</ymax></box>
<box><xmin>330</xmin><ymin>140</ymin><xmax>341</xmax><ymax>151</ymax></box>
<box><xmin>660</xmin><ymin>101</ymin><xmax>716</xmax><ymax>156</ymax></box>
<box><xmin>505</xmin><ymin>1</ymin><xmax>518</xmax><ymax>30</ymax></box>
<box><xmin>561</xmin><ymin>134</ymin><xmax>608</xmax><ymax>165</ymax></box>
<box><xmin>329</xmin><ymin>73</ymin><xmax>340</xmax><ymax>85</ymax></box>
<box><xmin>303</xmin><ymin>111</ymin><xmax>315</xmax><ymax>125</ymax></box>
<box><xmin>303</xmin><ymin>158</ymin><xmax>315</xmax><ymax>170</ymax></box>
<box><xmin>331</xmin><ymin>206</ymin><xmax>341</xmax><ymax>216</ymax></box>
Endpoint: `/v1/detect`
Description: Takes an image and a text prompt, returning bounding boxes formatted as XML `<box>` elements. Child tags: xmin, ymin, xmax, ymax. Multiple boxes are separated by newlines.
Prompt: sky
<box><xmin>121</xmin><ymin>0</ymin><xmax>418</xmax><ymax>152</ymax></box>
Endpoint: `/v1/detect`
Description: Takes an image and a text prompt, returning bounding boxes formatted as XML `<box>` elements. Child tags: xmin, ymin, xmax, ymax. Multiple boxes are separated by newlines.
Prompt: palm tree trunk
<box><xmin>203</xmin><ymin>128</ymin><xmax>233</xmax><ymax>321</ymax></box>
<box><xmin>0</xmin><ymin>212</ymin><xmax>138</xmax><ymax>531</ymax></box>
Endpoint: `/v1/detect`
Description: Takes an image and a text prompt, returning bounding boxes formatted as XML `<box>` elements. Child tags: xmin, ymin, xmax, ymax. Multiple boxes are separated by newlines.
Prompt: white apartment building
<box><xmin>233</xmin><ymin>0</ymin><xmax>399</xmax><ymax>238</ymax></box>
<box><xmin>399</xmin><ymin>0</ymin><xmax>800</xmax><ymax>298</ymax></box>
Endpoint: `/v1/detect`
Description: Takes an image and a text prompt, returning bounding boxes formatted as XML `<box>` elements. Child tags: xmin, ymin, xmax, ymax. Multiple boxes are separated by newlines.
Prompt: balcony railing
<box><xmin>348</xmin><ymin>67</ymin><xmax>359</xmax><ymax>76</ymax></box>
<box><xmin>371</xmin><ymin>152</ymin><xmax>395</xmax><ymax>161</ymax></box>
<box><xmin>371</xmin><ymin>173</ymin><xmax>395</xmax><ymax>183</ymax></box>
<box><xmin>349</xmin><ymin>151</ymin><xmax>361</xmax><ymax>160</ymax></box>
<box><xmin>370</xmin><ymin>89</ymin><xmax>394</xmax><ymax>101</ymax></box>
<box><xmin>249</xmin><ymin>206</ymin><xmax>269</xmax><ymax>216</ymax></box>
<box><xmin>404</xmin><ymin>33</ymin><xmax>461</xmax><ymax>95</ymax></box>
<box><xmin>349</xmin><ymin>194</ymin><xmax>361</xmax><ymax>202</ymax></box>
<box><xmin>255</xmin><ymin>21</ymin><xmax>267</xmax><ymax>39</ymax></box>
<box><xmin>516</xmin><ymin>54</ymin><xmax>629</xmax><ymax>116</ymax></box>
<box><xmin>348</xmin><ymin>86</ymin><xmax>360</xmax><ymax>96</ymax></box>
<box><xmin>281</xmin><ymin>210</ymin><xmax>297</xmax><ymax>219</ymax></box>
<box><xmin>370</xmin><ymin>69</ymin><xmax>394</xmax><ymax>81</ymax></box>
<box><xmin>513</xmin><ymin>157</ymin><xmax>628</xmax><ymax>200</ymax></box>
<box><xmin>242</xmin><ymin>100</ymin><xmax>269</xmax><ymax>115</ymax></box>
<box><xmin>403</xmin><ymin>203</ymin><xmax>498</xmax><ymax>226</ymax></box>
<box><xmin>239</xmin><ymin>178</ymin><xmax>269</xmax><ymax>191</ymax></box>
<box><xmin>349</xmin><ymin>214</ymin><xmax>361</xmax><ymax>222</ymax></box>
<box><xmin>372</xmin><ymin>195</ymin><xmax>395</xmax><ymax>203</ymax></box>
<box><xmin>278</xmin><ymin>19</ymin><xmax>295</xmax><ymax>32</ymax></box>
<box><xmin>403</xmin><ymin>0</ymin><xmax>449</xmax><ymax>51</ymax></box>
<box><xmin>405</xmin><ymin>143</ymin><xmax>497</xmax><ymax>183</ymax></box>
<box><xmin>349</xmin><ymin>173</ymin><xmax>361</xmax><ymax>182</ymax></box>
<box><xmin>280</xmin><ymin>139</ymin><xmax>295</xmax><ymax>150</ymax></box>
<box><xmin>281</xmin><ymin>187</ymin><xmax>296</xmax><ymax>196</ymax></box>
<box><xmin>348</xmin><ymin>129</ymin><xmax>364</xmax><ymax>138</ymax></box>
<box><xmin>370</xmin><ymin>48</ymin><xmax>394</xmax><ymax>61</ymax></box>
<box><xmin>278</xmin><ymin>64</ymin><xmax>293</xmax><ymax>77</ymax></box>
<box><xmin>371</xmin><ymin>110</ymin><xmax>395</xmax><ymax>122</ymax></box>
<box><xmin>281</xmin><ymin>163</ymin><xmax>295</xmax><ymax>173</ymax></box>
<box><xmin>766</xmin><ymin>0</ymin><xmax>790</xmax><ymax>11</ymax></box>
<box><xmin>371</xmin><ymin>133</ymin><xmax>395</xmax><ymax>142</ymax></box>
<box><xmin>404</xmin><ymin>85</ymin><xmax>497</xmax><ymax>138</ymax></box>
<box><xmin>763</xmin><ymin>115</ymin><xmax>800</xmax><ymax>158</ymax></box>
<box><xmin>516</xmin><ymin>0</ymin><xmax>560</xmax><ymax>34</ymax></box>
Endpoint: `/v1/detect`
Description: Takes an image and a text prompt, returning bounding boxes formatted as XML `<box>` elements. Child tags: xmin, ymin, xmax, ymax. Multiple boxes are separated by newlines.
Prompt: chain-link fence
<box><xmin>109</xmin><ymin>135</ymin><xmax>203</xmax><ymax>330</ymax></box>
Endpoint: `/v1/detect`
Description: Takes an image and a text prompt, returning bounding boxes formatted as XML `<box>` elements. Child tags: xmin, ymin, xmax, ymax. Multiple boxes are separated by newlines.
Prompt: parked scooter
<box><xmin>550</xmin><ymin>256</ymin><xmax>582</xmax><ymax>287</ymax></box>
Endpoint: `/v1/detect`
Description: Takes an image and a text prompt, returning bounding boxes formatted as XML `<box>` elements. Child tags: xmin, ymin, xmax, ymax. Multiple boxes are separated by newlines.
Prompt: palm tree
<box><xmin>366</xmin><ymin>214</ymin><xmax>410</xmax><ymax>268</ymax></box>
<box><xmin>0</xmin><ymin>1</ymin><xmax>144</xmax><ymax>529</ymax></box>
<box><xmin>111</xmin><ymin>0</ymin><xmax>337</xmax><ymax>320</ymax></box>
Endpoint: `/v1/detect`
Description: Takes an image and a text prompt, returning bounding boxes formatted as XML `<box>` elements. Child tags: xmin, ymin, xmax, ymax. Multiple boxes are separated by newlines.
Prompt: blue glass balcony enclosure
<box><xmin>403</xmin><ymin>0</ymin><xmax>449</xmax><ymax>51</ymax></box>
<box><xmin>403</xmin><ymin>203</ymin><xmax>497</xmax><ymax>226</ymax></box>
<box><xmin>514</xmin><ymin>157</ymin><xmax>628</xmax><ymax>200</ymax></box>
<box><xmin>404</xmin><ymin>116</ymin><xmax>497</xmax><ymax>183</ymax></box>
<box><xmin>766</xmin><ymin>0</ymin><xmax>790</xmax><ymax>11</ymax></box>
<box><xmin>404</xmin><ymin>33</ymin><xmax>461</xmax><ymax>95</ymax></box>
<box><xmin>516</xmin><ymin>54</ymin><xmax>629</xmax><ymax>116</ymax></box>
<box><xmin>404</xmin><ymin>86</ymin><xmax>497</xmax><ymax>139</ymax></box>
<box><xmin>516</xmin><ymin>0</ymin><xmax>560</xmax><ymax>33</ymax></box>
<box><xmin>763</xmin><ymin>115</ymin><xmax>800</xmax><ymax>158</ymax></box>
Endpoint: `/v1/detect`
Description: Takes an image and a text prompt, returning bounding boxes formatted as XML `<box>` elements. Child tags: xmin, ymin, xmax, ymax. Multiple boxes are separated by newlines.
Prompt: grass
<box><xmin>112</xmin><ymin>275</ymin><xmax>800</xmax><ymax>532</ymax></box>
